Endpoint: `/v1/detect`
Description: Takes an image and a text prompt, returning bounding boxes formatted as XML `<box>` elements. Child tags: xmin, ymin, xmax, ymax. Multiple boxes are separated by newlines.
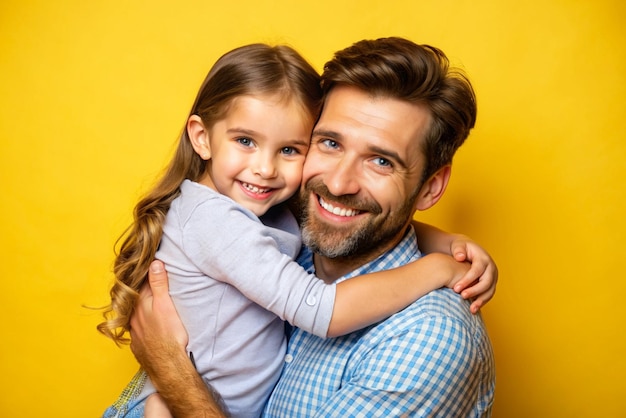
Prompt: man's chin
<box><xmin>303</xmin><ymin>238</ymin><xmax>355</xmax><ymax>259</ymax></box>
<box><xmin>301</xmin><ymin>224</ymin><xmax>363</xmax><ymax>258</ymax></box>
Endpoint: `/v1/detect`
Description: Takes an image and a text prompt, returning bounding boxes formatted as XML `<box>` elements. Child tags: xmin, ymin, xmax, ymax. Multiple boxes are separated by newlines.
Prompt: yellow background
<box><xmin>1</xmin><ymin>1</ymin><xmax>624</xmax><ymax>416</ymax></box>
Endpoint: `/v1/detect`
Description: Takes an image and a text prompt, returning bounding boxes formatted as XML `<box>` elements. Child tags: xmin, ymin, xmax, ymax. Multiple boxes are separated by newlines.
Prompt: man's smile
<box><xmin>318</xmin><ymin>196</ymin><xmax>361</xmax><ymax>217</ymax></box>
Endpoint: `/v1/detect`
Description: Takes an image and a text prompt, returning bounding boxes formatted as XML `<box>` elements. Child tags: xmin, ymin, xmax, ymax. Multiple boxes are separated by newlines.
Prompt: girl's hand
<box><xmin>448</xmin><ymin>235</ymin><xmax>498</xmax><ymax>314</ymax></box>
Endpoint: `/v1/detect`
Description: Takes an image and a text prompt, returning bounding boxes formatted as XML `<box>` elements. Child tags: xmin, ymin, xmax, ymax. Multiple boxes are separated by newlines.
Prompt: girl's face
<box><xmin>192</xmin><ymin>93</ymin><xmax>313</xmax><ymax>217</ymax></box>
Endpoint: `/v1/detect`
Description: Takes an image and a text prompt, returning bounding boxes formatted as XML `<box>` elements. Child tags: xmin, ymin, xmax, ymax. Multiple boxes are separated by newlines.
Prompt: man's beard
<box><xmin>298</xmin><ymin>179</ymin><xmax>417</xmax><ymax>260</ymax></box>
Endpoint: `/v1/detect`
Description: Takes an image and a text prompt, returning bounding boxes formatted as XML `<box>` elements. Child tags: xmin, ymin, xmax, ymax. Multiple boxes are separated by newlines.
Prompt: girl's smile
<box><xmin>239</xmin><ymin>180</ymin><xmax>276</xmax><ymax>200</ymax></box>
<box><xmin>188</xmin><ymin>93</ymin><xmax>313</xmax><ymax>217</ymax></box>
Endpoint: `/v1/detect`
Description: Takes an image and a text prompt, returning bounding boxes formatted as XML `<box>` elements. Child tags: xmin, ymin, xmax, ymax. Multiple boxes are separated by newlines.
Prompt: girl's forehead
<box><xmin>232</xmin><ymin>93</ymin><xmax>316</xmax><ymax>124</ymax></box>
<box><xmin>215</xmin><ymin>94</ymin><xmax>314</xmax><ymax>140</ymax></box>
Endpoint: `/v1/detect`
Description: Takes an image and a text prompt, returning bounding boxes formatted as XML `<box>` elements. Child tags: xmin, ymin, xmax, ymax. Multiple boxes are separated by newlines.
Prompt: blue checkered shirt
<box><xmin>263</xmin><ymin>227</ymin><xmax>495</xmax><ymax>417</ymax></box>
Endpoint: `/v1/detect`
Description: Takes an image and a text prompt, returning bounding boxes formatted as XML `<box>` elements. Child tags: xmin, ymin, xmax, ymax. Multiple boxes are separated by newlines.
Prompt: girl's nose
<box><xmin>252</xmin><ymin>155</ymin><xmax>278</xmax><ymax>179</ymax></box>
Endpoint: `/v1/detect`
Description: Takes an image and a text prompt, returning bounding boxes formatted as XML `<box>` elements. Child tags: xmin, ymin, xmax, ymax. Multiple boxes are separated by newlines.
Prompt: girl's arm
<box><xmin>329</xmin><ymin>221</ymin><xmax>498</xmax><ymax>336</ymax></box>
<box><xmin>327</xmin><ymin>219</ymin><xmax>499</xmax><ymax>336</ymax></box>
<box><xmin>187</xmin><ymin>202</ymin><xmax>495</xmax><ymax>340</ymax></box>
<box><xmin>328</xmin><ymin>252</ymin><xmax>469</xmax><ymax>337</ymax></box>
<box><xmin>412</xmin><ymin>220</ymin><xmax>498</xmax><ymax>313</ymax></box>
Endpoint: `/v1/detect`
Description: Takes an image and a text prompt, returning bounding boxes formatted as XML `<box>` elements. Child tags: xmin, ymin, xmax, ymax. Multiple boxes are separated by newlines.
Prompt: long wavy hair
<box><xmin>98</xmin><ymin>44</ymin><xmax>323</xmax><ymax>345</ymax></box>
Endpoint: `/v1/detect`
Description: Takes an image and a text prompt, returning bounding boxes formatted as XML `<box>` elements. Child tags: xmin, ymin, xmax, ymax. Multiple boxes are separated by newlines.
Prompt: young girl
<box><xmin>99</xmin><ymin>44</ymin><xmax>496</xmax><ymax>418</ymax></box>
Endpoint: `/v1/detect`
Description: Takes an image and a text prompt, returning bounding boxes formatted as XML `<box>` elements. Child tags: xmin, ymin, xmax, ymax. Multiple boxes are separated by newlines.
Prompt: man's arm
<box><xmin>130</xmin><ymin>260</ymin><xmax>227</xmax><ymax>418</ymax></box>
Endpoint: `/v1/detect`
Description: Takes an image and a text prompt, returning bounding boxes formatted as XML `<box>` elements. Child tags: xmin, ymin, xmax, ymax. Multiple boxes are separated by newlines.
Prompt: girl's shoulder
<box><xmin>175</xmin><ymin>179</ymin><xmax>258</xmax><ymax>224</ymax></box>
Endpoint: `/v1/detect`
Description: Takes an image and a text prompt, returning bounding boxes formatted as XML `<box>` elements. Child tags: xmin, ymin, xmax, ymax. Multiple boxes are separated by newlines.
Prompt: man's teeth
<box><xmin>319</xmin><ymin>197</ymin><xmax>361</xmax><ymax>217</ymax></box>
<box><xmin>242</xmin><ymin>182</ymin><xmax>270</xmax><ymax>194</ymax></box>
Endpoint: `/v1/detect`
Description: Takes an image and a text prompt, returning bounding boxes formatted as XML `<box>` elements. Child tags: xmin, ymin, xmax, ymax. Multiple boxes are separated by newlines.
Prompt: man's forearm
<box><xmin>142</xmin><ymin>342</ymin><xmax>227</xmax><ymax>418</ymax></box>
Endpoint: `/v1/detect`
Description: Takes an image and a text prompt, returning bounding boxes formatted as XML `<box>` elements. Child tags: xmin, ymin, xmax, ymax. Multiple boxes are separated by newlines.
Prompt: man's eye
<box><xmin>237</xmin><ymin>137</ymin><xmax>253</xmax><ymax>147</ymax></box>
<box><xmin>373</xmin><ymin>157</ymin><xmax>391</xmax><ymax>167</ymax></box>
<box><xmin>321</xmin><ymin>139</ymin><xmax>339</xmax><ymax>149</ymax></box>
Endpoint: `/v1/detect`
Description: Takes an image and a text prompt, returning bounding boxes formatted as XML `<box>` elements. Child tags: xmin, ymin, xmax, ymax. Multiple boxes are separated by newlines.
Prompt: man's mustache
<box><xmin>302</xmin><ymin>179</ymin><xmax>382</xmax><ymax>215</ymax></box>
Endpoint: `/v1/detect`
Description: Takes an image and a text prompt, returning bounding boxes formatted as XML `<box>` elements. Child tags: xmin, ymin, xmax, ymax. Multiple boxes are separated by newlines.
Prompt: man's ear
<box><xmin>414</xmin><ymin>165</ymin><xmax>452</xmax><ymax>211</ymax></box>
<box><xmin>187</xmin><ymin>115</ymin><xmax>211</xmax><ymax>160</ymax></box>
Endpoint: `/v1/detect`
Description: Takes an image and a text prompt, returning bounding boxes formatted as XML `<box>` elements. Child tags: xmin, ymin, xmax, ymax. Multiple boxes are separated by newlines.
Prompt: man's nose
<box><xmin>325</xmin><ymin>159</ymin><xmax>360</xmax><ymax>196</ymax></box>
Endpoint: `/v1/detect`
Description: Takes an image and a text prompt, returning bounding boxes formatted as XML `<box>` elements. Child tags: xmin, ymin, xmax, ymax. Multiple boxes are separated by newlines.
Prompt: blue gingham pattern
<box><xmin>263</xmin><ymin>228</ymin><xmax>495</xmax><ymax>417</ymax></box>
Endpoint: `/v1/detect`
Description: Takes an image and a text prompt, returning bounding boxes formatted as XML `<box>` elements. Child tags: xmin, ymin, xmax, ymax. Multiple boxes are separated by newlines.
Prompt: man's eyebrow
<box><xmin>312</xmin><ymin>129</ymin><xmax>342</xmax><ymax>140</ymax></box>
<box><xmin>369</xmin><ymin>145</ymin><xmax>408</xmax><ymax>169</ymax></box>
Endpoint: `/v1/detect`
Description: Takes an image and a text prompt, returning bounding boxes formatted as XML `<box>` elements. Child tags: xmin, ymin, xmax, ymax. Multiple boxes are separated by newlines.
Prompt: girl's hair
<box><xmin>98</xmin><ymin>44</ymin><xmax>322</xmax><ymax>344</ymax></box>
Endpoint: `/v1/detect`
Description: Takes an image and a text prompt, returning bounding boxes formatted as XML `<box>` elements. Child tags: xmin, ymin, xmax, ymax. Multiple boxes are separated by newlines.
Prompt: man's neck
<box><xmin>312</xmin><ymin>254</ymin><xmax>366</xmax><ymax>284</ymax></box>
<box><xmin>312</xmin><ymin>225</ymin><xmax>410</xmax><ymax>284</ymax></box>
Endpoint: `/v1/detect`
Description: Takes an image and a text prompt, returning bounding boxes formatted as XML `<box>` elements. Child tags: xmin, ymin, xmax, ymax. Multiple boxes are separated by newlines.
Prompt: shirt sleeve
<box><xmin>313</xmin><ymin>316</ymin><xmax>482</xmax><ymax>417</ymax></box>
<box><xmin>180</xmin><ymin>198</ymin><xmax>335</xmax><ymax>338</ymax></box>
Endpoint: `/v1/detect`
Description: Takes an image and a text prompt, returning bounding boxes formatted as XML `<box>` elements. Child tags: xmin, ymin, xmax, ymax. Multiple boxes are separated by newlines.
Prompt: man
<box><xmin>131</xmin><ymin>37</ymin><xmax>496</xmax><ymax>417</ymax></box>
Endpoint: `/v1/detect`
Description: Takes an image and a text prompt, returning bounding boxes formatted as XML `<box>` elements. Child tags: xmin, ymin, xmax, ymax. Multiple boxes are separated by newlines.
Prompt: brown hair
<box><xmin>98</xmin><ymin>44</ymin><xmax>322</xmax><ymax>344</ymax></box>
<box><xmin>321</xmin><ymin>37</ymin><xmax>476</xmax><ymax>183</ymax></box>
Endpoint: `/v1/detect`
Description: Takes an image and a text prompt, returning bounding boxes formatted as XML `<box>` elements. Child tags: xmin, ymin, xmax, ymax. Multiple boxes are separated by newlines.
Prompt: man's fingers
<box><xmin>131</xmin><ymin>261</ymin><xmax>165</xmax><ymax>338</ymax></box>
<box><xmin>148</xmin><ymin>260</ymin><xmax>169</xmax><ymax>297</ymax></box>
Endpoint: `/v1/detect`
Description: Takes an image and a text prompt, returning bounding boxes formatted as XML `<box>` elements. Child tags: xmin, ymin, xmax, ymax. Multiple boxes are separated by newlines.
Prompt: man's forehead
<box><xmin>315</xmin><ymin>86</ymin><xmax>430</xmax><ymax>152</ymax></box>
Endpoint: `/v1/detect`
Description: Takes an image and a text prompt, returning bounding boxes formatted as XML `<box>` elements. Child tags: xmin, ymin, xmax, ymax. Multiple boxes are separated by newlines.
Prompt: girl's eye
<box><xmin>281</xmin><ymin>147</ymin><xmax>298</xmax><ymax>155</ymax></box>
<box><xmin>237</xmin><ymin>137</ymin><xmax>254</xmax><ymax>147</ymax></box>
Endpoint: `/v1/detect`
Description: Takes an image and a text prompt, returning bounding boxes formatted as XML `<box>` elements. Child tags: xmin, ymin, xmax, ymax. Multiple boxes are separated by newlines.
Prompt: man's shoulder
<box><xmin>349</xmin><ymin>288</ymin><xmax>493</xmax><ymax>373</ymax></box>
<box><xmin>404</xmin><ymin>287</ymin><xmax>475</xmax><ymax>321</ymax></box>
<box><xmin>369</xmin><ymin>288</ymin><xmax>487</xmax><ymax>342</ymax></box>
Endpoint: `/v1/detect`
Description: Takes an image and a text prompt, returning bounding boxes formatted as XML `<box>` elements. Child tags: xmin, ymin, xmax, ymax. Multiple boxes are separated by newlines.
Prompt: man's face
<box><xmin>299</xmin><ymin>85</ymin><xmax>431</xmax><ymax>262</ymax></box>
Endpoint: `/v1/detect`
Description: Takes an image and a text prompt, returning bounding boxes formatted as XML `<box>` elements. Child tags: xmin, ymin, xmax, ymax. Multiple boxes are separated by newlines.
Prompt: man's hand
<box><xmin>130</xmin><ymin>260</ymin><xmax>188</xmax><ymax>370</ymax></box>
<box><xmin>129</xmin><ymin>261</ymin><xmax>226</xmax><ymax>417</ymax></box>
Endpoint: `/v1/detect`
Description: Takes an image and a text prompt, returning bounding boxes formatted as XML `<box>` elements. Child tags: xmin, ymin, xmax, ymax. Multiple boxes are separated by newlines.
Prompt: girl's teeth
<box><xmin>319</xmin><ymin>197</ymin><xmax>360</xmax><ymax>217</ymax></box>
<box><xmin>243</xmin><ymin>182</ymin><xmax>270</xmax><ymax>193</ymax></box>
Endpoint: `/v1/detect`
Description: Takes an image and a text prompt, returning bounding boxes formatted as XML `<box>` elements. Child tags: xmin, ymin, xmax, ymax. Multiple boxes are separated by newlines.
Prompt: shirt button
<box><xmin>306</xmin><ymin>295</ymin><xmax>317</xmax><ymax>306</ymax></box>
<box><xmin>284</xmin><ymin>354</ymin><xmax>294</xmax><ymax>363</ymax></box>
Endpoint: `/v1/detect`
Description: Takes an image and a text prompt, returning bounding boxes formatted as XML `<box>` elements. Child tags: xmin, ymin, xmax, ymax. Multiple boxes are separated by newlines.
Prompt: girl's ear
<box><xmin>413</xmin><ymin>165</ymin><xmax>452</xmax><ymax>212</ymax></box>
<box><xmin>187</xmin><ymin>115</ymin><xmax>211</xmax><ymax>160</ymax></box>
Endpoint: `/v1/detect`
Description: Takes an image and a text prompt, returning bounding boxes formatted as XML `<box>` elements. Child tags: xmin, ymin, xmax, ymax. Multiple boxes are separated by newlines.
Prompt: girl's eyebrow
<box><xmin>289</xmin><ymin>138</ymin><xmax>311</xmax><ymax>147</ymax></box>
<box><xmin>227</xmin><ymin>127</ymin><xmax>258</xmax><ymax>136</ymax></box>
